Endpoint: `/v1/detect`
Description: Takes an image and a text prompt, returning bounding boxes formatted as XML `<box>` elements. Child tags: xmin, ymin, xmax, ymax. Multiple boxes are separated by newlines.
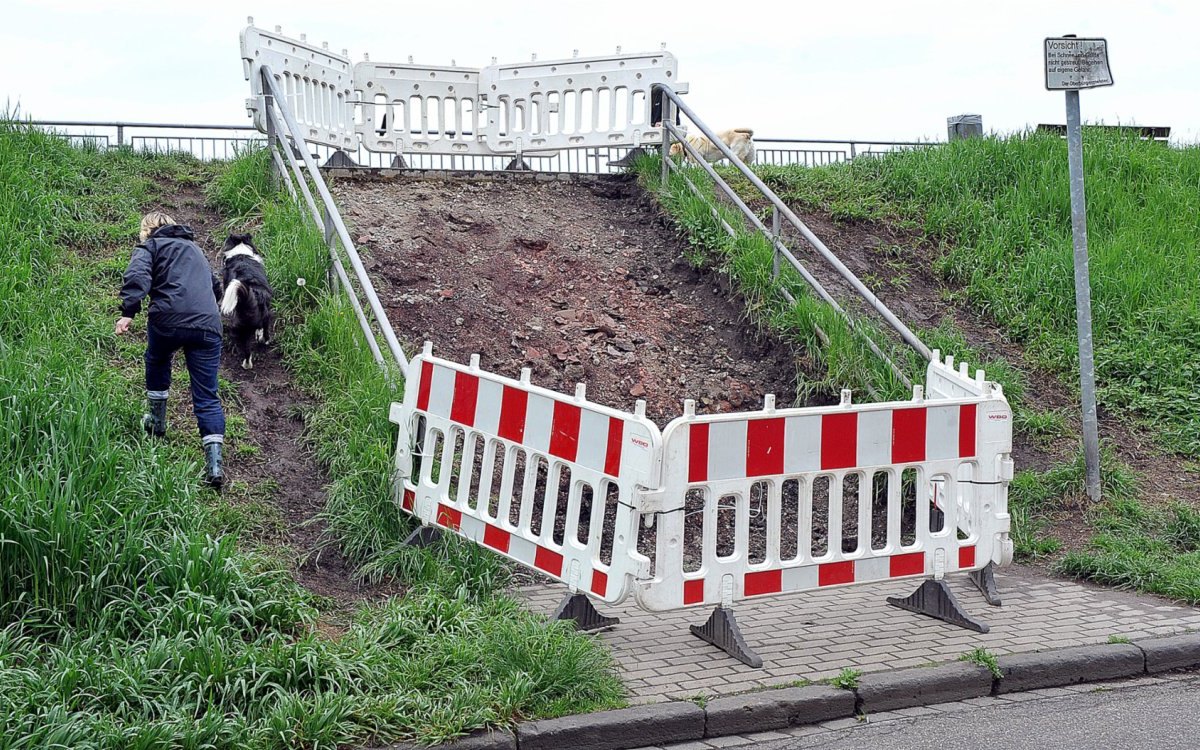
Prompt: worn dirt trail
<box><xmin>155</xmin><ymin>181</ymin><xmax>398</xmax><ymax>610</ymax></box>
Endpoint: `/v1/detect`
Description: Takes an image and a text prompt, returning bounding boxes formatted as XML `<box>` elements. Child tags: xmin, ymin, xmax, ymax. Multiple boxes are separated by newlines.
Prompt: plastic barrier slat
<box><xmin>390</xmin><ymin>346</ymin><xmax>660</xmax><ymax>605</ymax></box>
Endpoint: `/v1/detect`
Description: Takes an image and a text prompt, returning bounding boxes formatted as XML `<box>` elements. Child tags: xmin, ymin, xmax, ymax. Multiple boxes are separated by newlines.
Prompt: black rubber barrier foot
<box><xmin>553</xmin><ymin>592</ymin><xmax>619</xmax><ymax>633</ymax></box>
<box><xmin>402</xmin><ymin>526</ymin><xmax>442</xmax><ymax>548</ymax></box>
<box><xmin>322</xmin><ymin>150</ymin><xmax>358</xmax><ymax>168</ymax></box>
<box><xmin>887</xmin><ymin>579</ymin><xmax>990</xmax><ymax>633</ymax></box>
<box><xmin>969</xmin><ymin>562</ymin><xmax>1003</xmax><ymax>607</ymax></box>
<box><xmin>690</xmin><ymin>606</ymin><xmax>764</xmax><ymax>668</ymax></box>
<box><xmin>505</xmin><ymin>157</ymin><xmax>532</xmax><ymax>171</ymax></box>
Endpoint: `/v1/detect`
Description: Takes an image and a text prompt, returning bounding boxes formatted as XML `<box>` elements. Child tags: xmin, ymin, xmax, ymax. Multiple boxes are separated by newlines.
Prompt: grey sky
<box><xmin>3</xmin><ymin>0</ymin><xmax>1197</xmax><ymax>143</ymax></box>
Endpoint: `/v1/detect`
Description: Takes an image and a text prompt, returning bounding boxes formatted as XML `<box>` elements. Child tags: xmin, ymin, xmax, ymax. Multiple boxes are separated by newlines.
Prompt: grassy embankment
<box><xmin>0</xmin><ymin>124</ymin><xmax>620</xmax><ymax>749</ymax></box>
<box><xmin>636</xmin><ymin>131</ymin><xmax>1200</xmax><ymax>603</ymax></box>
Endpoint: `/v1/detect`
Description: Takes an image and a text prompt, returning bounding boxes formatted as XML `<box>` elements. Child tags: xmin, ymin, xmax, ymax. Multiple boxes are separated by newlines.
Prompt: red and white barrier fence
<box><xmin>390</xmin><ymin>347</ymin><xmax>1013</xmax><ymax>662</ymax></box>
<box><xmin>390</xmin><ymin>343</ymin><xmax>660</xmax><ymax>604</ymax></box>
<box><xmin>634</xmin><ymin>352</ymin><xmax>1013</xmax><ymax>612</ymax></box>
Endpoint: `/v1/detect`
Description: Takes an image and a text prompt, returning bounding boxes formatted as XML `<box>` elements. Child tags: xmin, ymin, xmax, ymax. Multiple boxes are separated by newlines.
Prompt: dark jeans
<box><xmin>650</xmin><ymin>94</ymin><xmax>682</xmax><ymax>127</ymax></box>
<box><xmin>145</xmin><ymin>323</ymin><xmax>225</xmax><ymax>439</ymax></box>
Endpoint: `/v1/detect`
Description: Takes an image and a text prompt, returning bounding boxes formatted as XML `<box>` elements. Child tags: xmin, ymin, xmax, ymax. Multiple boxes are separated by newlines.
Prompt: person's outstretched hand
<box><xmin>114</xmin><ymin>317</ymin><xmax>133</xmax><ymax>335</ymax></box>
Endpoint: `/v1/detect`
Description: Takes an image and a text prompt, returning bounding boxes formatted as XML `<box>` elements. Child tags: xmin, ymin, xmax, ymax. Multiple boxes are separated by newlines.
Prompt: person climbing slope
<box><xmin>115</xmin><ymin>211</ymin><xmax>226</xmax><ymax>488</ymax></box>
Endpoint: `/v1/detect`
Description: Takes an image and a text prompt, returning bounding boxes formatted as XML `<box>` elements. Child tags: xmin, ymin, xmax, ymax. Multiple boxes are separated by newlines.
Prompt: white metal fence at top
<box><xmin>17</xmin><ymin>120</ymin><xmax>938</xmax><ymax>173</ymax></box>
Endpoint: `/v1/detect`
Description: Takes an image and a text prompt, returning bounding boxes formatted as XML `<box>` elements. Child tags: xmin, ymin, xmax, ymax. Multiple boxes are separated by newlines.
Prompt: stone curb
<box><xmin>416</xmin><ymin>636</ymin><xmax>1200</xmax><ymax>749</ymax></box>
<box><xmin>516</xmin><ymin>701</ymin><xmax>705</xmax><ymax>750</ymax></box>
<box><xmin>367</xmin><ymin>728</ymin><xmax>516</xmax><ymax>750</ymax></box>
<box><xmin>993</xmin><ymin>643</ymin><xmax>1144</xmax><ymax>694</ymax></box>
<box><xmin>1133</xmin><ymin>632</ymin><xmax>1200</xmax><ymax>674</ymax></box>
<box><xmin>856</xmin><ymin>661</ymin><xmax>994</xmax><ymax>713</ymax></box>
<box><xmin>703</xmin><ymin>685</ymin><xmax>853</xmax><ymax>737</ymax></box>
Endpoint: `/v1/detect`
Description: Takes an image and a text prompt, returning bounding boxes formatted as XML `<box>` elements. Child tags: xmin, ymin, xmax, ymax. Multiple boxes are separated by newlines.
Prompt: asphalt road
<box><xmin>751</xmin><ymin>675</ymin><xmax>1200</xmax><ymax>750</ymax></box>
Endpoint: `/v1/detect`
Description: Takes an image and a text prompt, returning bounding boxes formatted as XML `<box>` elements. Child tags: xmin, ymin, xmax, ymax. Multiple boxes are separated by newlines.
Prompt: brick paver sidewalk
<box><xmin>520</xmin><ymin>565</ymin><xmax>1200</xmax><ymax>703</ymax></box>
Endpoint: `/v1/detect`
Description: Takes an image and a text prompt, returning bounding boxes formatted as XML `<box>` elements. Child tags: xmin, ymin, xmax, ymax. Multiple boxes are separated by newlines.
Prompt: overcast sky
<box><xmin>4</xmin><ymin>0</ymin><xmax>1197</xmax><ymax>143</ymax></box>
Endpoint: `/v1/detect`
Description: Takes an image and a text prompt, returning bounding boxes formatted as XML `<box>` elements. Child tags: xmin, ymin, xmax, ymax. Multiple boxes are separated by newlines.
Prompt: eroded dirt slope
<box><xmin>334</xmin><ymin>175</ymin><xmax>804</xmax><ymax>425</ymax></box>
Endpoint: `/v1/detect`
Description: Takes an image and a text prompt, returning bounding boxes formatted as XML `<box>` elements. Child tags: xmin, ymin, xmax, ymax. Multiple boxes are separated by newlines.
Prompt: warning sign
<box><xmin>1044</xmin><ymin>37</ymin><xmax>1113</xmax><ymax>90</ymax></box>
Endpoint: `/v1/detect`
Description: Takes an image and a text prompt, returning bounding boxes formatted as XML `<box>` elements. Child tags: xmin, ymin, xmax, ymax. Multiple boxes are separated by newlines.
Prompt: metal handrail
<box><xmin>660</xmin><ymin>136</ymin><xmax>908</xmax><ymax>393</ymax></box>
<box><xmin>653</xmin><ymin>84</ymin><xmax>932</xmax><ymax>365</ymax></box>
<box><xmin>14</xmin><ymin>120</ymin><xmax>257</xmax><ymax>130</ymax></box>
<box><xmin>259</xmin><ymin>65</ymin><xmax>409</xmax><ymax>374</ymax></box>
<box><xmin>755</xmin><ymin>137</ymin><xmax>934</xmax><ymax>146</ymax></box>
<box><xmin>264</xmin><ymin>104</ymin><xmax>387</xmax><ymax>369</ymax></box>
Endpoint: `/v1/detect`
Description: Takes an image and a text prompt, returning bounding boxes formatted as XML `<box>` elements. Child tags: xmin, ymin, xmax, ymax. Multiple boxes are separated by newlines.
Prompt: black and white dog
<box><xmin>219</xmin><ymin>233</ymin><xmax>274</xmax><ymax>370</ymax></box>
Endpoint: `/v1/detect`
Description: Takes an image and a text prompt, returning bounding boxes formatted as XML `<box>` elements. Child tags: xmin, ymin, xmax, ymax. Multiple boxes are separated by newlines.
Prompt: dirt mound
<box><xmin>333</xmin><ymin>175</ymin><xmax>805</xmax><ymax>426</ymax></box>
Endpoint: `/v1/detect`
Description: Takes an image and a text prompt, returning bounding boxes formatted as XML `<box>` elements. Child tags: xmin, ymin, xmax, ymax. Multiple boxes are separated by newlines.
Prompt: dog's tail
<box><xmin>731</xmin><ymin>127</ymin><xmax>754</xmax><ymax>136</ymax></box>
<box><xmin>220</xmin><ymin>279</ymin><xmax>243</xmax><ymax>315</ymax></box>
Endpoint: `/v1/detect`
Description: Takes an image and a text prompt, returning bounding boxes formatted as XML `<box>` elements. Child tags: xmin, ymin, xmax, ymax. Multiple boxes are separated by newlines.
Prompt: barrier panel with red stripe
<box><xmin>633</xmin><ymin>352</ymin><xmax>1013</xmax><ymax>612</ymax></box>
<box><xmin>390</xmin><ymin>343</ymin><xmax>661</xmax><ymax>604</ymax></box>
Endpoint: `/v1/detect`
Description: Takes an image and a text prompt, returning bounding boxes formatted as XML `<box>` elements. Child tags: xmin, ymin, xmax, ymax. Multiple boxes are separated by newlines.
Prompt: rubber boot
<box><xmin>142</xmin><ymin>397</ymin><xmax>167</xmax><ymax>437</ymax></box>
<box><xmin>203</xmin><ymin>440</ymin><xmax>224</xmax><ymax>489</ymax></box>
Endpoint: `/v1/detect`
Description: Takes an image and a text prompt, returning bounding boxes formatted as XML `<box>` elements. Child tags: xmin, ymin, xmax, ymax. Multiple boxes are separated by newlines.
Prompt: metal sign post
<box><xmin>1044</xmin><ymin>35</ymin><xmax>1113</xmax><ymax>503</ymax></box>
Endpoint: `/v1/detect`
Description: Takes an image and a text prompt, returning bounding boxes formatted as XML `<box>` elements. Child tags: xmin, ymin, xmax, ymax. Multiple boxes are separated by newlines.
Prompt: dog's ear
<box><xmin>223</xmin><ymin>233</ymin><xmax>254</xmax><ymax>252</ymax></box>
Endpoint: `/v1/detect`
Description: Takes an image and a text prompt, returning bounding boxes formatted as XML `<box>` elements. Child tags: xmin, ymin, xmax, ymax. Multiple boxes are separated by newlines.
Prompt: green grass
<box><xmin>828</xmin><ymin>667</ymin><xmax>862</xmax><ymax>690</ymax></box>
<box><xmin>0</xmin><ymin>124</ymin><xmax>621</xmax><ymax>748</ymax></box>
<box><xmin>748</xmin><ymin>131</ymin><xmax>1200</xmax><ymax>457</ymax></box>
<box><xmin>208</xmin><ymin>147</ymin><xmax>624</xmax><ymax>735</ymax></box>
<box><xmin>959</xmin><ymin>647</ymin><xmax>1002</xmax><ymax>680</ymax></box>
<box><xmin>1059</xmin><ymin>497</ymin><xmax>1200</xmax><ymax>604</ymax></box>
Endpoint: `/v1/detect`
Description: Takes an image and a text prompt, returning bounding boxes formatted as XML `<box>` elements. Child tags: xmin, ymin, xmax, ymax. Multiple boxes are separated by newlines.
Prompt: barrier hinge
<box><xmin>388</xmin><ymin>402</ymin><xmax>406</xmax><ymax>425</ymax></box>
<box><xmin>634</xmin><ymin>487</ymin><xmax>667</xmax><ymax>514</ymax></box>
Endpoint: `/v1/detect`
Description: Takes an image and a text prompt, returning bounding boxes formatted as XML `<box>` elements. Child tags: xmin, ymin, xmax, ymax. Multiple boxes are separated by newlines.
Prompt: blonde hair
<box><xmin>140</xmin><ymin>211</ymin><xmax>176</xmax><ymax>241</ymax></box>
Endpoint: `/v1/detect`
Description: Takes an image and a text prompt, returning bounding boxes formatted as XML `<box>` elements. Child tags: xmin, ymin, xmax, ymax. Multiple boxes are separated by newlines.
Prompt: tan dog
<box><xmin>669</xmin><ymin>127</ymin><xmax>755</xmax><ymax>165</ymax></box>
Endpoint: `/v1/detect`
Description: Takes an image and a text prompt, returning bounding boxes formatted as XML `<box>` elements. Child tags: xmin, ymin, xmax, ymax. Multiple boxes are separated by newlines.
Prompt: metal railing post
<box><xmin>322</xmin><ymin>203</ymin><xmax>339</xmax><ymax>295</ymax></box>
<box><xmin>850</xmin><ymin>142</ymin><xmax>857</xmax><ymax>160</ymax></box>
<box><xmin>660</xmin><ymin>89</ymin><xmax>672</xmax><ymax>188</ymax></box>
<box><xmin>264</xmin><ymin>95</ymin><xmax>281</xmax><ymax>191</ymax></box>
<box><xmin>771</xmin><ymin>206</ymin><xmax>781</xmax><ymax>281</ymax></box>
<box><xmin>116</xmin><ymin>124</ymin><xmax>124</xmax><ymax>147</ymax></box>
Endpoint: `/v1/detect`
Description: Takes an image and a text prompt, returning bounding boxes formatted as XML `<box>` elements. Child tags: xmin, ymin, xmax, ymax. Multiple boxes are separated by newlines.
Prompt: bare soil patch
<box><xmin>332</xmin><ymin>174</ymin><xmax>807</xmax><ymax>425</ymax></box>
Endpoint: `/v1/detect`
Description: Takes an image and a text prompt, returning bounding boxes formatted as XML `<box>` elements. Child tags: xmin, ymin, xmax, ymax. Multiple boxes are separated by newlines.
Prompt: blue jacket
<box><xmin>119</xmin><ymin>225</ymin><xmax>222</xmax><ymax>334</ymax></box>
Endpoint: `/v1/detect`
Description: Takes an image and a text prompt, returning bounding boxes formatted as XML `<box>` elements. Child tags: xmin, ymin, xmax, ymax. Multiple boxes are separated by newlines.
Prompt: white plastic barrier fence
<box><xmin>240</xmin><ymin>24</ymin><xmax>684</xmax><ymax>162</ymax></box>
<box><xmin>240</xmin><ymin>24</ymin><xmax>357</xmax><ymax>150</ymax></box>
<box><xmin>634</xmin><ymin>352</ymin><xmax>1013</xmax><ymax>611</ymax></box>
<box><xmin>354</xmin><ymin>61</ymin><xmax>491</xmax><ymax>156</ymax></box>
<box><xmin>479</xmin><ymin>51</ymin><xmax>679</xmax><ymax>154</ymax></box>
<box><xmin>390</xmin><ymin>344</ymin><xmax>660</xmax><ymax>604</ymax></box>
